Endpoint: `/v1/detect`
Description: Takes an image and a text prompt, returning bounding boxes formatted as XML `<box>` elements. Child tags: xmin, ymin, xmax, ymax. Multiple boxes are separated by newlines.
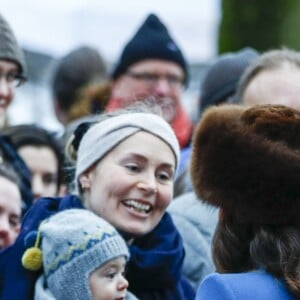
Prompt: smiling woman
<box><xmin>0</xmin><ymin>13</ymin><xmax>26</xmax><ymax>128</ymax></box>
<box><xmin>0</xmin><ymin>101</ymin><xmax>196</xmax><ymax>300</ymax></box>
<box><xmin>81</xmin><ymin>131</ymin><xmax>175</xmax><ymax>236</ymax></box>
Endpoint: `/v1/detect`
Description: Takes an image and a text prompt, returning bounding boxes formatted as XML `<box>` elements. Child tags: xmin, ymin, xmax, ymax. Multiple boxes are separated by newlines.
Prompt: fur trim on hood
<box><xmin>191</xmin><ymin>104</ymin><xmax>300</xmax><ymax>224</ymax></box>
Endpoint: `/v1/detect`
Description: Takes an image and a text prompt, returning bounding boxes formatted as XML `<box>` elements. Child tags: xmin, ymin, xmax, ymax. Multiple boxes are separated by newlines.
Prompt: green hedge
<box><xmin>218</xmin><ymin>0</ymin><xmax>300</xmax><ymax>53</ymax></box>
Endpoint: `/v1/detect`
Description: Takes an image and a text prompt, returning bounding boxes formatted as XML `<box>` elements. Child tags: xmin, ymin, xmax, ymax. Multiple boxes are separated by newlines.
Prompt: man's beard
<box><xmin>157</xmin><ymin>97</ymin><xmax>177</xmax><ymax>123</ymax></box>
<box><xmin>129</xmin><ymin>96</ymin><xmax>177</xmax><ymax>124</ymax></box>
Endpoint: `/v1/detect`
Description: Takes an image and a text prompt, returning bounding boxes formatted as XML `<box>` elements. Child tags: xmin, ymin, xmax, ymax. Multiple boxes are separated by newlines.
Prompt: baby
<box><xmin>23</xmin><ymin>209</ymin><xmax>133</xmax><ymax>300</ymax></box>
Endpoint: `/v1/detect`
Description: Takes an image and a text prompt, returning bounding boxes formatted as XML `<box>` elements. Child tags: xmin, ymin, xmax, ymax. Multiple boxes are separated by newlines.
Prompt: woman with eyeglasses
<box><xmin>0</xmin><ymin>13</ymin><xmax>27</xmax><ymax>128</ymax></box>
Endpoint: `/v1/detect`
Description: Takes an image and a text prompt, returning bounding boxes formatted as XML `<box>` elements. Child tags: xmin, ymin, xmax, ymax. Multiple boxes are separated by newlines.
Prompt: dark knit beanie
<box><xmin>199</xmin><ymin>47</ymin><xmax>259</xmax><ymax>114</ymax></box>
<box><xmin>191</xmin><ymin>104</ymin><xmax>300</xmax><ymax>225</ymax></box>
<box><xmin>112</xmin><ymin>13</ymin><xmax>188</xmax><ymax>84</ymax></box>
<box><xmin>0</xmin><ymin>14</ymin><xmax>26</xmax><ymax>74</ymax></box>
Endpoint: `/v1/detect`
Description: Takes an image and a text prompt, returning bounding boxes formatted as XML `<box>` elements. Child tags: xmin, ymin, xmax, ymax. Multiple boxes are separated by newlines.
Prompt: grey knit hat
<box><xmin>0</xmin><ymin>13</ymin><xmax>26</xmax><ymax>74</ymax></box>
<box><xmin>199</xmin><ymin>47</ymin><xmax>259</xmax><ymax>114</ymax></box>
<box><xmin>39</xmin><ymin>209</ymin><xmax>129</xmax><ymax>300</ymax></box>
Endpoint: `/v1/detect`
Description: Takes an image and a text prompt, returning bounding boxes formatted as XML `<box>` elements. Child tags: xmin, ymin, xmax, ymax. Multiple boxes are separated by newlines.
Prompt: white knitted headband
<box><xmin>75</xmin><ymin>113</ymin><xmax>180</xmax><ymax>181</ymax></box>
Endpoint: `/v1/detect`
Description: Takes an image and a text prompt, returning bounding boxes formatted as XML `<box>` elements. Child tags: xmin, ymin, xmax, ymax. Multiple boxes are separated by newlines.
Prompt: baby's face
<box><xmin>89</xmin><ymin>256</ymin><xmax>128</xmax><ymax>300</ymax></box>
<box><xmin>0</xmin><ymin>176</ymin><xmax>21</xmax><ymax>250</ymax></box>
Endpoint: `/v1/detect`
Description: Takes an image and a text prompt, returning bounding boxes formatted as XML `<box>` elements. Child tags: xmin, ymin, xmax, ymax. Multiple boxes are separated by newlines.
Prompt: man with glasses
<box><xmin>106</xmin><ymin>15</ymin><xmax>198</xmax><ymax>292</ymax></box>
<box><xmin>0</xmin><ymin>13</ymin><xmax>26</xmax><ymax>128</ymax></box>
<box><xmin>108</xmin><ymin>13</ymin><xmax>193</xmax><ymax>157</ymax></box>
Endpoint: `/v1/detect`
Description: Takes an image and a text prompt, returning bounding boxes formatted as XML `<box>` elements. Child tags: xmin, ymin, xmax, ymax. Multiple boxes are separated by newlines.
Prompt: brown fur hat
<box><xmin>191</xmin><ymin>104</ymin><xmax>300</xmax><ymax>224</ymax></box>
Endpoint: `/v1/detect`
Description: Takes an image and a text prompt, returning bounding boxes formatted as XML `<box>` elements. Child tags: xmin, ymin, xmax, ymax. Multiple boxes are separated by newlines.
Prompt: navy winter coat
<box><xmin>0</xmin><ymin>194</ymin><xmax>195</xmax><ymax>300</ymax></box>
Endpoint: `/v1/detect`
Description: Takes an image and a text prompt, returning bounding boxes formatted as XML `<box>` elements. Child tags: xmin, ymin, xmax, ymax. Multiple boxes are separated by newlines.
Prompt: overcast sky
<box><xmin>1</xmin><ymin>0</ymin><xmax>221</xmax><ymax>63</ymax></box>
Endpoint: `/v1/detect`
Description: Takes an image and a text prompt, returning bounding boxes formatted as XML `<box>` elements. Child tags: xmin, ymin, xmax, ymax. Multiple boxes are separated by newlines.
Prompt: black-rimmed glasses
<box><xmin>126</xmin><ymin>71</ymin><xmax>184</xmax><ymax>89</ymax></box>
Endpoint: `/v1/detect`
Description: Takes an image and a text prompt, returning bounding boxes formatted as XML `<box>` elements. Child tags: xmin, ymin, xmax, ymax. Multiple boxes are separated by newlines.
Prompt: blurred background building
<box><xmin>2</xmin><ymin>0</ymin><xmax>221</xmax><ymax>131</ymax></box>
<box><xmin>3</xmin><ymin>0</ymin><xmax>299</xmax><ymax>131</ymax></box>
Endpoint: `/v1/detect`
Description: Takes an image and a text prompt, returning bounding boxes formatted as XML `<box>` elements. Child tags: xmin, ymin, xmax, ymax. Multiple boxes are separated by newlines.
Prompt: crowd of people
<box><xmin>0</xmin><ymin>9</ymin><xmax>300</xmax><ymax>300</ymax></box>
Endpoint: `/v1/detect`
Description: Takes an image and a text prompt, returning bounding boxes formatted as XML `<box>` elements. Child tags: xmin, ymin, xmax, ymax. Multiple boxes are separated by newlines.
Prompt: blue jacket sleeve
<box><xmin>196</xmin><ymin>273</ymin><xmax>235</xmax><ymax>300</ymax></box>
<box><xmin>0</xmin><ymin>195</ymin><xmax>82</xmax><ymax>300</ymax></box>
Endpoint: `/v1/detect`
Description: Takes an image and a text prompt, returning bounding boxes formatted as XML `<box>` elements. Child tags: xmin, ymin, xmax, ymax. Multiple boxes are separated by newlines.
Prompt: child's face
<box><xmin>89</xmin><ymin>256</ymin><xmax>128</xmax><ymax>300</ymax></box>
<box><xmin>0</xmin><ymin>176</ymin><xmax>21</xmax><ymax>250</ymax></box>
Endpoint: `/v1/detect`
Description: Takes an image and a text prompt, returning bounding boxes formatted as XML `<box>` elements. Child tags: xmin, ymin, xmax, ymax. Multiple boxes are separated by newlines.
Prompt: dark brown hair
<box><xmin>213</xmin><ymin>219</ymin><xmax>300</xmax><ymax>297</ymax></box>
<box><xmin>191</xmin><ymin>104</ymin><xmax>300</xmax><ymax>297</ymax></box>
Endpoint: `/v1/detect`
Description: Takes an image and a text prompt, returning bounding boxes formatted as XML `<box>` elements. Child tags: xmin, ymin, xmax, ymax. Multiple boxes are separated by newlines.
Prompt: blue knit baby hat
<box><xmin>34</xmin><ymin>209</ymin><xmax>129</xmax><ymax>299</ymax></box>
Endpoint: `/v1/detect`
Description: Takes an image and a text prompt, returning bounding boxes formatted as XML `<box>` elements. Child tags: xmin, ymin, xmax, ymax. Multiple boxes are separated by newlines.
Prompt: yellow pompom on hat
<box><xmin>22</xmin><ymin>224</ymin><xmax>43</xmax><ymax>271</ymax></box>
<box><xmin>23</xmin><ymin>209</ymin><xmax>129</xmax><ymax>299</ymax></box>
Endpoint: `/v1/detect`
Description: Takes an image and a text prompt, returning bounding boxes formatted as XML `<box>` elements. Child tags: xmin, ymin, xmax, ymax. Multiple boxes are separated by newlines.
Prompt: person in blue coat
<box><xmin>0</xmin><ymin>102</ymin><xmax>195</xmax><ymax>300</ymax></box>
<box><xmin>190</xmin><ymin>104</ymin><xmax>300</xmax><ymax>299</ymax></box>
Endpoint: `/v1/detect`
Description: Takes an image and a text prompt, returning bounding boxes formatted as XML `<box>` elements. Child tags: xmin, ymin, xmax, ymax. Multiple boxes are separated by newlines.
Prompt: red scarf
<box><xmin>106</xmin><ymin>98</ymin><xmax>193</xmax><ymax>148</ymax></box>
